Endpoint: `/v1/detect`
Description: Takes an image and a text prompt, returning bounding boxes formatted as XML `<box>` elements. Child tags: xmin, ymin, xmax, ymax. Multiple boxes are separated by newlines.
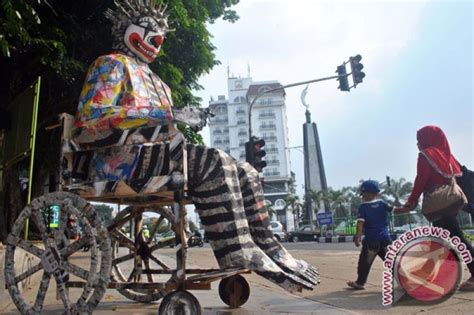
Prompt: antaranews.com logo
<box><xmin>382</xmin><ymin>226</ymin><xmax>472</xmax><ymax>306</ymax></box>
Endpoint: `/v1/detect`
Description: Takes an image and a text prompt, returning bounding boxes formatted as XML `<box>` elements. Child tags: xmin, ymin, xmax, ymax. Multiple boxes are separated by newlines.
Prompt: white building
<box><xmin>208</xmin><ymin>76</ymin><xmax>295</xmax><ymax>231</ymax></box>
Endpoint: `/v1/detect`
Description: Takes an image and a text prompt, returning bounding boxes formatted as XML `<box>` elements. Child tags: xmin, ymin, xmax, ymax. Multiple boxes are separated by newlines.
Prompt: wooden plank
<box><xmin>166</xmin><ymin>282</ymin><xmax>211</xmax><ymax>291</ymax></box>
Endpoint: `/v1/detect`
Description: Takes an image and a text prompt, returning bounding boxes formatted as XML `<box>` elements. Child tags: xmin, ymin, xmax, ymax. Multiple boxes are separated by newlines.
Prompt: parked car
<box><xmin>270</xmin><ymin>221</ymin><xmax>288</xmax><ymax>242</ymax></box>
<box><xmin>334</xmin><ymin>221</ymin><xmax>356</xmax><ymax>236</ymax></box>
<box><xmin>288</xmin><ymin>225</ymin><xmax>321</xmax><ymax>242</ymax></box>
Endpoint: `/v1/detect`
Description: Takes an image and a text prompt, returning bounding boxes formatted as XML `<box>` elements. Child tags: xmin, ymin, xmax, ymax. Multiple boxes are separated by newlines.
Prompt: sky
<box><xmin>194</xmin><ymin>0</ymin><xmax>473</xmax><ymax>198</ymax></box>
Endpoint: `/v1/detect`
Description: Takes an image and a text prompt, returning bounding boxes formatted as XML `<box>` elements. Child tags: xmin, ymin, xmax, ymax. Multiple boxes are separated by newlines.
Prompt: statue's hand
<box><xmin>172</xmin><ymin>107</ymin><xmax>215</xmax><ymax>131</ymax></box>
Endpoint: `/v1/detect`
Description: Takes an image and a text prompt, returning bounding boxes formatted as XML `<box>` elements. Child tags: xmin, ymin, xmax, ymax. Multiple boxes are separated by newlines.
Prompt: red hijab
<box><xmin>417</xmin><ymin>125</ymin><xmax>461</xmax><ymax>177</ymax></box>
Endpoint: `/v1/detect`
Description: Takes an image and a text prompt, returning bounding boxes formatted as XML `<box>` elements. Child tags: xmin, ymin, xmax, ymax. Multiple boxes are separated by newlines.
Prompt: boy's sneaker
<box><xmin>347</xmin><ymin>280</ymin><xmax>365</xmax><ymax>290</ymax></box>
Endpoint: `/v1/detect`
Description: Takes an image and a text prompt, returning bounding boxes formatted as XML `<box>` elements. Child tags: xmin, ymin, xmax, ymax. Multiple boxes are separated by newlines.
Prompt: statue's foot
<box><xmin>253</xmin><ymin>268</ymin><xmax>315</xmax><ymax>292</ymax></box>
<box><xmin>212</xmin><ymin>240</ymin><xmax>316</xmax><ymax>292</ymax></box>
<box><xmin>251</xmin><ymin>236</ymin><xmax>320</xmax><ymax>286</ymax></box>
<box><xmin>272</xmin><ymin>250</ymin><xmax>320</xmax><ymax>286</ymax></box>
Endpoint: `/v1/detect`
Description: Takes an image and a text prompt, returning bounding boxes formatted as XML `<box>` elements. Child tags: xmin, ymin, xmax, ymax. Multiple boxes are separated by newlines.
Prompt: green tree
<box><xmin>266</xmin><ymin>203</ymin><xmax>276</xmax><ymax>221</ymax></box>
<box><xmin>325</xmin><ymin>189</ymin><xmax>348</xmax><ymax>218</ymax></box>
<box><xmin>380</xmin><ymin>177</ymin><xmax>412</xmax><ymax>206</ymax></box>
<box><xmin>380</xmin><ymin>177</ymin><xmax>415</xmax><ymax>227</ymax></box>
<box><xmin>284</xmin><ymin>194</ymin><xmax>303</xmax><ymax>228</ymax></box>
<box><xmin>340</xmin><ymin>186</ymin><xmax>362</xmax><ymax>216</ymax></box>
<box><xmin>93</xmin><ymin>204</ymin><xmax>114</xmax><ymax>226</ymax></box>
<box><xmin>306</xmin><ymin>189</ymin><xmax>326</xmax><ymax>227</ymax></box>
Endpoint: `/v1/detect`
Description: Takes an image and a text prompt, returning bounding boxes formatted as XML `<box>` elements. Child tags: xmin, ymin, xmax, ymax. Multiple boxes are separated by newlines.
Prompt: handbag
<box><xmin>421</xmin><ymin>162</ymin><xmax>467</xmax><ymax>222</ymax></box>
<box><xmin>456</xmin><ymin>164</ymin><xmax>474</xmax><ymax>214</ymax></box>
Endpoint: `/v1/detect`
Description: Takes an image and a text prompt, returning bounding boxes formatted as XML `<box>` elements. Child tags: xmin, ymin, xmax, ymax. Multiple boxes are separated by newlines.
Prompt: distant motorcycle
<box><xmin>187</xmin><ymin>235</ymin><xmax>204</xmax><ymax>247</ymax></box>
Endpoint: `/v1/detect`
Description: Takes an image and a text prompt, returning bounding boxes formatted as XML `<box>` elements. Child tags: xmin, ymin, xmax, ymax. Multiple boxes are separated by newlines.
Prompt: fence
<box><xmin>325</xmin><ymin>210</ymin><xmax>474</xmax><ymax>237</ymax></box>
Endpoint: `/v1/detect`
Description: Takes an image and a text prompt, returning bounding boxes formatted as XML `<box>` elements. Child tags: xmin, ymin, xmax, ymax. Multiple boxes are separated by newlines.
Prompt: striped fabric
<box><xmin>187</xmin><ymin>145</ymin><xmax>319</xmax><ymax>292</ymax></box>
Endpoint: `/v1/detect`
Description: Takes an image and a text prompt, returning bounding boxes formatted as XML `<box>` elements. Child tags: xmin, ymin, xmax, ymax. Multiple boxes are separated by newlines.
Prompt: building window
<box><xmin>259</xmin><ymin>110</ymin><xmax>275</xmax><ymax>118</ymax></box>
<box><xmin>233</xmin><ymin>96</ymin><xmax>246</xmax><ymax>103</ymax></box>
<box><xmin>236</xmin><ymin>107</ymin><xmax>246</xmax><ymax>114</ymax></box>
<box><xmin>275</xmin><ymin>199</ymin><xmax>286</xmax><ymax>209</ymax></box>
<box><xmin>258</xmin><ymin>98</ymin><xmax>273</xmax><ymax>106</ymax></box>
<box><xmin>215</xmin><ymin>105</ymin><xmax>227</xmax><ymax>114</ymax></box>
<box><xmin>258</xmin><ymin>86</ymin><xmax>271</xmax><ymax>94</ymax></box>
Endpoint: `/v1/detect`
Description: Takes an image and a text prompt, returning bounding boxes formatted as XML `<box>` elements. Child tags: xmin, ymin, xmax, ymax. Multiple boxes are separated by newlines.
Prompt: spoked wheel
<box><xmin>158</xmin><ymin>290</ymin><xmax>202</xmax><ymax>315</ymax></box>
<box><xmin>218</xmin><ymin>274</ymin><xmax>250</xmax><ymax>308</ymax></box>
<box><xmin>109</xmin><ymin>206</ymin><xmax>176</xmax><ymax>302</ymax></box>
<box><xmin>4</xmin><ymin>192</ymin><xmax>112</xmax><ymax>314</ymax></box>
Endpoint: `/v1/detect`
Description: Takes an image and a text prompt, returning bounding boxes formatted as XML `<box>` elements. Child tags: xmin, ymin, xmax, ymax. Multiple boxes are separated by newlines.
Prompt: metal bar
<box><xmin>166</xmin><ymin>282</ymin><xmax>211</xmax><ymax>291</ymax></box>
<box><xmin>140</xmin><ymin>268</ymin><xmax>231</xmax><ymax>274</ymax></box>
<box><xmin>107</xmin><ymin>213</ymin><xmax>134</xmax><ymax>232</ymax></box>
<box><xmin>25</xmin><ymin>76</ymin><xmax>41</xmax><ymax>240</ymax></box>
<box><xmin>248</xmin><ymin>74</ymin><xmax>347</xmax><ymax>138</ymax></box>
<box><xmin>174</xmin><ymin>191</ymin><xmax>187</xmax><ymax>284</ymax></box>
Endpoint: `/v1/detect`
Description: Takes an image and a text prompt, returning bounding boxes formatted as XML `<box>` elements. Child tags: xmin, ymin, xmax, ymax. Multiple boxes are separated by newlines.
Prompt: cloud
<box><xmin>194</xmin><ymin>0</ymin><xmax>472</xmax><ymax>195</ymax></box>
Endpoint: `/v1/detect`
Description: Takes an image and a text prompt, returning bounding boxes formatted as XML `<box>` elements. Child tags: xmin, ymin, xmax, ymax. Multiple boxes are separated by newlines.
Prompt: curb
<box><xmin>318</xmin><ymin>236</ymin><xmax>354</xmax><ymax>243</ymax></box>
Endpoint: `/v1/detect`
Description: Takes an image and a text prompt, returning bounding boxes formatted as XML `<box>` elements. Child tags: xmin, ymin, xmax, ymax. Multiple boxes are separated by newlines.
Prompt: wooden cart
<box><xmin>4</xmin><ymin>114</ymin><xmax>251</xmax><ymax>314</ymax></box>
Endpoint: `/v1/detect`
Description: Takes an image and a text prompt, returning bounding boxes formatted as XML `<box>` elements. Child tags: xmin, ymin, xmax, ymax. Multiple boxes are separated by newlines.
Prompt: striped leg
<box><xmin>238</xmin><ymin>161</ymin><xmax>320</xmax><ymax>286</ymax></box>
<box><xmin>187</xmin><ymin>145</ymin><xmax>314</xmax><ymax>292</ymax></box>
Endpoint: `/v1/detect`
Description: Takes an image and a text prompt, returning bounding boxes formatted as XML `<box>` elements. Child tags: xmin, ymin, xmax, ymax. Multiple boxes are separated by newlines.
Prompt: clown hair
<box><xmin>105</xmin><ymin>0</ymin><xmax>169</xmax><ymax>50</ymax></box>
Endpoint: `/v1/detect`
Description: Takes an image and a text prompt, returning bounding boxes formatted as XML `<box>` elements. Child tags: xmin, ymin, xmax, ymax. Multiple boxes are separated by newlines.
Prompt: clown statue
<box><xmin>75</xmin><ymin>0</ymin><xmax>319</xmax><ymax>292</ymax></box>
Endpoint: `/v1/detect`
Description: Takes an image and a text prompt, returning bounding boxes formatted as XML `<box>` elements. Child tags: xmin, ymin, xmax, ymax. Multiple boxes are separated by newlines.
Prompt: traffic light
<box><xmin>350</xmin><ymin>54</ymin><xmax>365</xmax><ymax>87</ymax></box>
<box><xmin>336</xmin><ymin>64</ymin><xmax>350</xmax><ymax>92</ymax></box>
<box><xmin>245</xmin><ymin>136</ymin><xmax>267</xmax><ymax>172</ymax></box>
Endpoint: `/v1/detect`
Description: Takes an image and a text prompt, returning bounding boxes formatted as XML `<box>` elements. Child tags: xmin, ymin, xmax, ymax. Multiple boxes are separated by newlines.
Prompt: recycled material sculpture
<box><xmin>74</xmin><ymin>0</ymin><xmax>319</xmax><ymax>292</ymax></box>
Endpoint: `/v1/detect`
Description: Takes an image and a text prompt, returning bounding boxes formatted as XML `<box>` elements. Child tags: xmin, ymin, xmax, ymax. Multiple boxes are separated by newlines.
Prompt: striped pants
<box><xmin>187</xmin><ymin>145</ymin><xmax>319</xmax><ymax>292</ymax></box>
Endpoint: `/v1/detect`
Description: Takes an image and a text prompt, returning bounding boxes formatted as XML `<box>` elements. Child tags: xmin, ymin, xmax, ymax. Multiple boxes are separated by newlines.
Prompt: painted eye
<box><xmin>148</xmin><ymin>35</ymin><xmax>164</xmax><ymax>48</ymax></box>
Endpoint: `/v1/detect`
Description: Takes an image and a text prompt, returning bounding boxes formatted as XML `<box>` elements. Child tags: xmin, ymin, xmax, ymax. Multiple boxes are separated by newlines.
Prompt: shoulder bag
<box><xmin>421</xmin><ymin>154</ymin><xmax>467</xmax><ymax>221</ymax></box>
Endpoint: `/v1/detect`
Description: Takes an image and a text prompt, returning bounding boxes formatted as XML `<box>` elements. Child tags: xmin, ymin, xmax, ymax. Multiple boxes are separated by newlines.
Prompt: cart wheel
<box><xmin>4</xmin><ymin>192</ymin><xmax>112</xmax><ymax>314</ymax></box>
<box><xmin>158</xmin><ymin>290</ymin><xmax>202</xmax><ymax>315</ymax></box>
<box><xmin>218</xmin><ymin>274</ymin><xmax>250</xmax><ymax>308</ymax></box>
<box><xmin>109</xmin><ymin>206</ymin><xmax>175</xmax><ymax>302</ymax></box>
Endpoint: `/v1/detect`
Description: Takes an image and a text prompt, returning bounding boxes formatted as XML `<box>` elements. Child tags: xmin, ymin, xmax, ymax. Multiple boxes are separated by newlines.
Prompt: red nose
<box><xmin>150</xmin><ymin>35</ymin><xmax>164</xmax><ymax>48</ymax></box>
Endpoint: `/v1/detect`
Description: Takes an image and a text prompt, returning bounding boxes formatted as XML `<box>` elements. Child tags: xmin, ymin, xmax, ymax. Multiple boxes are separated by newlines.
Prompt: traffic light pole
<box><xmin>247</xmin><ymin>74</ymin><xmax>349</xmax><ymax>139</ymax></box>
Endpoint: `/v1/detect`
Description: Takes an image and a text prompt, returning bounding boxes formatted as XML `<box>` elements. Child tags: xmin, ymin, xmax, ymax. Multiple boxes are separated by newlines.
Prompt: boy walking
<box><xmin>347</xmin><ymin>180</ymin><xmax>393</xmax><ymax>290</ymax></box>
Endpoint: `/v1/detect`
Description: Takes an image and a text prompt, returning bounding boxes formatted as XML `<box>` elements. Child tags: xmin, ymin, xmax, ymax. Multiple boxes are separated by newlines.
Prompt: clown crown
<box><xmin>105</xmin><ymin>0</ymin><xmax>169</xmax><ymax>44</ymax></box>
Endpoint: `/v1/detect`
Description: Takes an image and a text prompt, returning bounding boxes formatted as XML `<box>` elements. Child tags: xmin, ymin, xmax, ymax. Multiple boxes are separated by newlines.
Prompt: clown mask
<box><xmin>124</xmin><ymin>16</ymin><xmax>165</xmax><ymax>63</ymax></box>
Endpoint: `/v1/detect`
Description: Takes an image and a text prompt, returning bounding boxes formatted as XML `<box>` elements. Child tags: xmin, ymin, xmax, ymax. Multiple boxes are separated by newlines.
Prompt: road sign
<box><xmin>317</xmin><ymin>212</ymin><xmax>333</xmax><ymax>226</ymax></box>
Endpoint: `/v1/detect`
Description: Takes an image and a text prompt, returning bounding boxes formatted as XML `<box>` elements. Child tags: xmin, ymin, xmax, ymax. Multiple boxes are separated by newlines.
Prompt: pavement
<box><xmin>1</xmin><ymin>243</ymin><xmax>473</xmax><ymax>314</ymax></box>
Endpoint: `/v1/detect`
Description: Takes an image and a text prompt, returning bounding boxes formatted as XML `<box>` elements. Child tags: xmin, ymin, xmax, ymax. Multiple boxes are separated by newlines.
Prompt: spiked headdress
<box><xmin>105</xmin><ymin>0</ymin><xmax>169</xmax><ymax>49</ymax></box>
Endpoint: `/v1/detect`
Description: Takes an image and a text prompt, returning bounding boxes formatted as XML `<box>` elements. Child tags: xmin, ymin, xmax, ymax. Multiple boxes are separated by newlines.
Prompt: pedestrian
<box><xmin>394</xmin><ymin>125</ymin><xmax>474</xmax><ymax>291</ymax></box>
<box><xmin>347</xmin><ymin>180</ymin><xmax>393</xmax><ymax>290</ymax></box>
<box><xmin>142</xmin><ymin>225</ymin><xmax>150</xmax><ymax>240</ymax></box>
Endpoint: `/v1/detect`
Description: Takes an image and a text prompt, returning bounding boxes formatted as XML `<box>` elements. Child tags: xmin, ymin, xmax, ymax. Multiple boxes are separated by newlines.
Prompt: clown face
<box><xmin>124</xmin><ymin>16</ymin><xmax>166</xmax><ymax>63</ymax></box>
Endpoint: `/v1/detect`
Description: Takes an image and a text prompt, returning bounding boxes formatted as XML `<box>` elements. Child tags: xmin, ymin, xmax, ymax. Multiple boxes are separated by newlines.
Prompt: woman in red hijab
<box><xmin>395</xmin><ymin>125</ymin><xmax>474</xmax><ymax>291</ymax></box>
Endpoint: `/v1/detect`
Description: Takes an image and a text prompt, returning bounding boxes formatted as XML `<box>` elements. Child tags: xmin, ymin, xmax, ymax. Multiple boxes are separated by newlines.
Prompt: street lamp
<box><xmin>246</xmin><ymin>74</ymin><xmax>347</xmax><ymax>139</ymax></box>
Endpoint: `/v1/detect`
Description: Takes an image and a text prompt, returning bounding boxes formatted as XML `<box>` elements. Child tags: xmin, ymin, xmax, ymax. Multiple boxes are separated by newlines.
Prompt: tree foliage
<box><xmin>284</xmin><ymin>193</ymin><xmax>303</xmax><ymax>228</ymax></box>
<box><xmin>93</xmin><ymin>203</ymin><xmax>114</xmax><ymax>226</ymax></box>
